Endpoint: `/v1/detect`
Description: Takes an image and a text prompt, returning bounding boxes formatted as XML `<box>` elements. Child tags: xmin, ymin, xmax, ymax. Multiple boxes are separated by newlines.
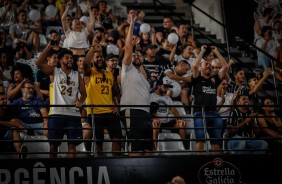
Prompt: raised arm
<box><xmin>35</xmin><ymin>43</ymin><xmax>54</xmax><ymax>76</ymax></box>
<box><xmin>249</xmin><ymin>68</ymin><xmax>272</xmax><ymax>95</ymax></box>
<box><xmin>123</xmin><ymin>14</ymin><xmax>134</xmax><ymax>66</ymax></box>
<box><xmin>61</xmin><ymin>1</ymin><xmax>72</xmax><ymax>33</ymax></box>
<box><xmin>212</xmin><ymin>46</ymin><xmax>228</xmax><ymax>79</ymax></box>
<box><xmin>192</xmin><ymin>45</ymin><xmax>206</xmax><ymax>78</ymax></box>
<box><xmin>87</xmin><ymin>2</ymin><xmax>95</xmax><ymax>34</ymax></box>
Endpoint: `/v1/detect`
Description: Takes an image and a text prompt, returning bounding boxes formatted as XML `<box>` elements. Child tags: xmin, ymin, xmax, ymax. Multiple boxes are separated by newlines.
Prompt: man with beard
<box><xmin>83</xmin><ymin>39</ymin><xmax>122</xmax><ymax>157</ymax></box>
<box><xmin>36</xmin><ymin>44</ymin><xmax>87</xmax><ymax>158</ymax></box>
<box><xmin>120</xmin><ymin>14</ymin><xmax>153</xmax><ymax>156</ymax></box>
<box><xmin>12</xmin><ymin>80</ymin><xmax>48</xmax><ymax>136</ymax></box>
<box><xmin>191</xmin><ymin>45</ymin><xmax>228</xmax><ymax>154</ymax></box>
<box><xmin>150</xmin><ymin>79</ymin><xmax>186</xmax><ymax>150</ymax></box>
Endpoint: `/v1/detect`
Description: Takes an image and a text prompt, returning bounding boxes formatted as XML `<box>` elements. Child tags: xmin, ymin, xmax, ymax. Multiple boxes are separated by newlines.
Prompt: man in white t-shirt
<box><xmin>150</xmin><ymin>79</ymin><xmax>186</xmax><ymax>149</ymax></box>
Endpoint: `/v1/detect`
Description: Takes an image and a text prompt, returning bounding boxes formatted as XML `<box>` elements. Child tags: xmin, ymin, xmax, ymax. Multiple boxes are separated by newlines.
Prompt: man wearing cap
<box><xmin>191</xmin><ymin>44</ymin><xmax>228</xmax><ymax>154</ymax></box>
<box><xmin>150</xmin><ymin>79</ymin><xmax>186</xmax><ymax>149</ymax></box>
<box><xmin>84</xmin><ymin>41</ymin><xmax>122</xmax><ymax>156</ymax></box>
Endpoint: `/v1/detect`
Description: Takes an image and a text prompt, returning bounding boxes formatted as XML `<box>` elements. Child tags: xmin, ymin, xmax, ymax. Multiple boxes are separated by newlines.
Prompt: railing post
<box><xmin>270</xmin><ymin>59</ymin><xmax>280</xmax><ymax>105</ymax></box>
<box><xmin>91</xmin><ymin>106</ymin><xmax>96</xmax><ymax>157</ymax></box>
<box><xmin>201</xmin><ymin>106</ymin><xmax>209</xmax><ymax>154</ymax></box>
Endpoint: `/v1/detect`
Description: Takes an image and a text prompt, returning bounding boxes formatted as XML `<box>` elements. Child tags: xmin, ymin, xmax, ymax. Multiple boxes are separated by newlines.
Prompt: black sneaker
<box><xmin>19</xmin><ymin>144</ymin><xmax>28</xmax><ymax>159</ymax></box>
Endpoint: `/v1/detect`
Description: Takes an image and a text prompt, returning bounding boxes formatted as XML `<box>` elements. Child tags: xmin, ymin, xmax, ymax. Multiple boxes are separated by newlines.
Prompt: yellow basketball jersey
<box><xmin>86</xmin><ymin>68</ymin><xmax>114</xmax><ymax>115</ymax></box>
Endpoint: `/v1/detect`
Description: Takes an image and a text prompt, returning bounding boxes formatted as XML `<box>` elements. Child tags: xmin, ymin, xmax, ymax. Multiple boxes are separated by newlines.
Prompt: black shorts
<box><xmin>88</xmin><ymin>113</ymin><xmax>122</xmax><ymax>142</ymax></box>
<box><xmin>120</xmin><ymin>109</ymin><xmax>153</xmax><ymax>151</ymax></box>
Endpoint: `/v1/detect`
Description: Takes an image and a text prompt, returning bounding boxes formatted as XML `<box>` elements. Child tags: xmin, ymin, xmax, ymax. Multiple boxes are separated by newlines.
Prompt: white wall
<box><xmin>192</xmin><ymin>0</ymin><xmax>225</xmax><ymax>43</ymax></box>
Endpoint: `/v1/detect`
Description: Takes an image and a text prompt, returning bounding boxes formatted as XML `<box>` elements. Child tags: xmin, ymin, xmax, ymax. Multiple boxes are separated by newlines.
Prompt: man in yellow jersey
<box><xmin>84</xmin><ymin>40</ymin><xmax>122</xmax><ymax>156</ymax></box>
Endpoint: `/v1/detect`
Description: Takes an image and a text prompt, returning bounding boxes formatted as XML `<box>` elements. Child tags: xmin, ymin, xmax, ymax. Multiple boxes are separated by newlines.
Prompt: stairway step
<box><xmin>145</xmin><ymin>12</ymin><xmax>186</xmax><ymax>17</ymax></box>
<box><xmin>121</xmin><ymin>3</ymin><xmax>176</xmax><ymax>10</ymax></box>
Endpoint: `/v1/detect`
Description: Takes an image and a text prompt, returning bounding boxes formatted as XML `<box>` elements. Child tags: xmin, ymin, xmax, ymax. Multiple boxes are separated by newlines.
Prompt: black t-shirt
<box><xmin>191</xmin><ymin>75</ymin><xmax>222</xmax><ymax>112</ymax></box>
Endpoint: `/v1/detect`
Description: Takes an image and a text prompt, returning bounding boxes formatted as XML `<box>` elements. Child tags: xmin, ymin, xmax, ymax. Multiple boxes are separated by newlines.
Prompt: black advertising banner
<box><xmin>0</xmin><ymin>155</ymin><xmax>281</xmax><ymax>184</ymax></box>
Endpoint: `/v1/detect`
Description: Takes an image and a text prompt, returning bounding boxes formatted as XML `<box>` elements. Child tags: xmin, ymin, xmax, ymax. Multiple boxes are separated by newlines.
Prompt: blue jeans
<box><xmin>193</xmin><ymin>111</ymin><xmax>223</xmax><ymax>145</ymax></box>
<box><xmin>227</xmin><ymin>135</ymin><xmax>268</xmax><ymax>154</ymax></box>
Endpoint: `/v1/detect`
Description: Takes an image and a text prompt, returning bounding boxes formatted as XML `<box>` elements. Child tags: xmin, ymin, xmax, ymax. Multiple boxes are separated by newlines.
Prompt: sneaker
<box><xmin>19</xmin><ymin>144</ymin><xmax>28</xmax><ymax>159</ymax></box>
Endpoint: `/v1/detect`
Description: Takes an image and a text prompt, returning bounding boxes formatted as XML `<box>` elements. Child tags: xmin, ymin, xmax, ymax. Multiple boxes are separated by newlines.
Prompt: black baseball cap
<box><xmin>144</xmin><ymin>44</ymin><xmax>158</xmax><ymax>51</ymax></box>
<box><xmin>105</xmin><ymin>53</ymin><xmax>118</xmax><ymax>61</ymax></box>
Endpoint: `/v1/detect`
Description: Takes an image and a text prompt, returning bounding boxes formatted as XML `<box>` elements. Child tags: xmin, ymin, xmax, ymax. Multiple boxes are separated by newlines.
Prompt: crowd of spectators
<box><xmin>0</xmin><ymin>0</ymin><xmax>281</xmax><ymax>158</ymax></box>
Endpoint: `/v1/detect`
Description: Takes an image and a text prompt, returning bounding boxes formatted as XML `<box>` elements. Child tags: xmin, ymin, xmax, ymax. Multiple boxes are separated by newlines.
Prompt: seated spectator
<box><xmin>171</xmin><ymin>42</ymin><xmax>196</xmax><ymax>70</ymax></box>
<box><xmin>97</xmin><ymin>0</ymin><xmax>116</xmax><ymax>33</ymax></box>
<box><xmin>150</xmin><ymin>79</ymin><xmax>186</xmax><ymax>149</ymax></box>
<box><xmin>216</xmin><ymin>78</ymin><xmax>237</xmax><ymax>127</ymax></box>
<box><xmin>175</xmin><ymin>22</ymin><xmax>198</xmax><ymax>55</ymax></box>
<box><xmin>9</xmin><ymin>10</ymin><xmax>41</xmax><ymax>53</ymax></box>
<box><xmin>164</xmin><ymin>60</ymin><xmax>191</xmax><ymax>111</ymax></box>
<box><xmin>126</xmin><ymin>8</ymin><xmax>144</xmax><ymax>37</ymax></box>
<box><xmin>12</xmin><ymin>80</ymin><xmax>48</xmax><ymax>136</ymax></box>
<box><xmin>0</xmin><ymin>51</ymin><xmax>13</xmax><ymax>85</ymax></box>
<box><xmin>155</xmin><ymin>16</ymin><xmax>176</xmax><ymax>44</ymax></box>
<box><xmin>255</xmin><ymin>25</ymin><xmax>277</xmax><ymax>70</ymax></box>
<box><xmin>7</xmin><ymin>65</ymin><xmax>40</xmax><ymax>103</ymax></box>
<box><xmin>227</xmin><ymin>67</ymin><xmax>249</xmax><ymax>94</ymax></box>
<box><xmin>226</xmin><ymin>94</ymin><xmax>268</xmax><ymax>154</ymax></box>
<box><xmin>0</xmin><ymin>86</ymin><xmax>28</xmax><ymax>159</ymax></box>
<box><xmin>257</xmin><ymin>97</ymin><xmax>282</xmax><ymax>153</ymax></box>
<box><xmin>247</xmin><ymin>68</ymin><xmax>272</xmax><ymax>112</ymax></box>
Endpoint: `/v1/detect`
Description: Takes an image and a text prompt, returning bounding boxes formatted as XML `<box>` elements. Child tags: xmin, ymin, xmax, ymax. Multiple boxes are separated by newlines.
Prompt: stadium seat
<box><xmin>157</xmin><ymin>132</ymin><xmax>187</xmax><ymax>155</ymax></box>
<box><xmin>24</xmin><ymin>135</ymin><xmax>50</xmax><ymax>158</ymax></box>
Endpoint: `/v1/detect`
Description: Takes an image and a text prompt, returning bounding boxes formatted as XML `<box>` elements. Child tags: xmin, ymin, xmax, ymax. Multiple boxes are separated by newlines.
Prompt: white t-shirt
<box><xmin>150</xmin><ymin>92</ymin><xmax>174</xmax><ymax>124</ymax></box>
<box><xmin>64</xmin><ymin>27</ymin><xmax>90</xmax><ymax>49</ymax></box>
<box><xmin>120</xmin><ymin>63</ymin><xmax>150</xmax><ymax>113</ymax></box>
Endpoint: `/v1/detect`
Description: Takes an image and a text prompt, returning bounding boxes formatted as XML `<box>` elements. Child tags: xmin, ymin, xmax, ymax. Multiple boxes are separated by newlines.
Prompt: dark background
<box><xmin>222</xmin><ymin>0</ymin><xmax>258</xmax><ymax>45</ymax></box>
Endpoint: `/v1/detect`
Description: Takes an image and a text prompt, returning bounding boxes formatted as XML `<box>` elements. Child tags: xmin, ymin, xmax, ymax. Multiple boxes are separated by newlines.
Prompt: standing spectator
<box><xmin>172</xmin><ymin>42</ymin><xmax>196</xmax><ymax>69</ymax></box>
<box><xmin>150</xmin><ymin>79</ymin><xmax>186</xmax><ymax>149</ymax></box>
<box><xmin>12</xmin><ymin>80</ymin><xmax>48</xmax><ymax>136</ymax></box>
<box><xmin>84</xmin><ymin>43</ymin><xmax>122</xmax><ymax>156</ymax></box>
<box><xmin>9</xmin><ymin>10</ymin><xmax>41</xmax><ymax>52</ymax></box>
<box><xmin>75</xmin><ymin>54</ymin><xmax>92</xmax><ymax>152</ymax></box>
<box><xmin>35</xmin><ymin>44</ymin><xmax>87</xmax><ymax>158</ymax></box>
<box><xmin>61</xmin><ymin>1</ymin><xmax>94</xmax><ymax>56</ymax></box>
<box><xmin>226</xmin><ymin>94</ymin><xmax>268</xmax><ymax>154</ymax></box>
<box><xmin>120</xmin><ymin>14</ymin><xmax>153</xmax><ymax>156</ymax></box>
<box><xmin>191</xmin><ymin>45</ymin><xmax>228</xmax><ymax>154</ymax></box>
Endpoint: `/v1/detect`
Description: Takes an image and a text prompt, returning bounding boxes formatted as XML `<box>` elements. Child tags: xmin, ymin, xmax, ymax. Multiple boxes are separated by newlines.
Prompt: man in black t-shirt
<box><xmin>191</xmin><ymin>45</ymin><xmax>228</xmax><ymax>154</ymax></box>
